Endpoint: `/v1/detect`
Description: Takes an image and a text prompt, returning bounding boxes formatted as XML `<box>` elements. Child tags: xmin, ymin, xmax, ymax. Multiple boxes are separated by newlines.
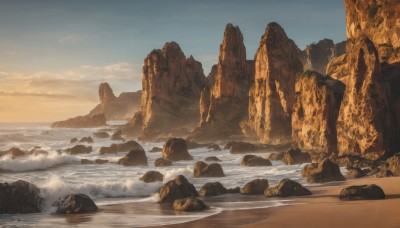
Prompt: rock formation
<box><xmin>301</xmin><ymin>158</ymin><xmax>345</xmax><ymax>183</ymax></box>
<box><xmin>54</xmin><ymin>194</ymin><xmax>98</xmax><ymax>214</ymax></box>
<box><xmin>173</xmin><ymin>197</ymin><xmax>208</xmax><ymax>212</ymax></box>
<box><xmin>188</xmin><ymin>23</ymin><xmax>254</xmax><ymax>142</ymax></box>
<box><xmin>264</xmin><ymin>179</ymin><xmax>312</xmax><ymax>197</ymax></box>
<box><xmin>301</xmin><ymin>39</ymin><xmax>346</xmax><ymax>74</ymax></box>
<box><xmin>52</xmin><ymin>83</ymin><xmax>141</xmax><ymax>128</ymax></box>
<box><xmin>339</xmin><ymin>184</ymin><xmax>385</xmax><ymax>200</ymax></box>
<box><xmin>336</xmin><ymin>37</ymin><xmax>396</xmax><ymax>160</ymax></box>
<box><xmin>159</xmin><ymin>175</ymin><xmax>198</xmax><ymax>203</ymax></box>
<box><xmin>240</xmin><ymin>179</ymin><xmax>269</xmax><ymax>195</ymax></box>
<box><xmin>198</xmin><ymin>182</ymin><xmax>227</xmax><ymax>197</ymax></box>
<box><xmin>129</xmin><ymin>42</ymin><xmax>206</xmax><ymax>139</ymax></box>
<box><xmin>344</xmin><ymin>0</ymin><xmax>400</xmax><ymax>63</ymax></box>
<box><xmin>241</xmin><ymin>22</ymin><xmax>303</xmax><ymax>144</ymax></box>
<box><xmin>292</xmin><ymin>71</ymin><xmax>345</xmax><ymax>155</ymax></box>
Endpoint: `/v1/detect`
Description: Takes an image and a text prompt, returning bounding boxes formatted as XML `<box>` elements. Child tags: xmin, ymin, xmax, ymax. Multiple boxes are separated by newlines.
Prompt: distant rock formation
<box><xmin>336</xmin><ymin>37</ymin><xmax>396</xmax><ymax>160</ymax></box>
<box><xmin>241</xmin><ymin>22</ymin><xmax>303</xmax><ymax>144</ymax></box>
<box><xmin>326</xmin><ymin>53</ymin><xmax>349</xmax><ymax>83</ymax></box>
<box><xmin>188</xmin><ymin>23</ymin><xmax>254</xmax><ymax>142</ymax></box>
<box><xmin>292</xmin><ymin>71</ymin><xmax>345</xmax><ymax>155</ymax></box>
<box><xmin>128</xmin><ymin>42</ymin><xmax>205</xmax><ymax>140</ymax></box>
<box><xmin>344</xmin><ymin>0</ymin><xmax>400</xmax><ymax>63</ymax></box>
<box><xmin>301</xmin><ymin>39</ymin><xmax>346</xmax><ymax>74</ymax></box>
<box><xmin>52</xmin><ymin>83</ymin><xmax>141</xmax><ymax>128</ymax></box>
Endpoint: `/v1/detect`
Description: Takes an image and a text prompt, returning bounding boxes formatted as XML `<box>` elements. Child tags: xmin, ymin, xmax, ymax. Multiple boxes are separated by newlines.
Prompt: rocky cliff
<box><xmin>292</xmin><ymin>71</ymin><xmax>345</xmax><ymax>155</ymax></box>
<box><xmin>241</xmin><ymin>22</ymin><xmax>303</xmax><ymax>144</ymax></box>
<box><xmin>188</xmin><ymin>23</ymin><xmax>254</xmax><ymax>142</ymax></box>
<box><xmin>344</xmin><ymin>0</ymin><xmax>400</xmax><ymax>63</ymax></box>
<box><xmin>134</xmin><ymin>42</ymin><xmax>206</xmax><ymax>139</ymax></box>
<box><xmin>336</xmin><ymin>37</ymin><xmax>396</xmax><ymax>160</ymax></box>
<box><xmin>52</xmin><ymin>83</ymin><xmax>141</xmax><ymax>128</ymax></box>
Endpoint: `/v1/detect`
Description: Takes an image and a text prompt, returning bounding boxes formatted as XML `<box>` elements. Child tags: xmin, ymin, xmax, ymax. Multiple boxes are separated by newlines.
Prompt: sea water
<box><xmin>0</xmin><ymin>122</ymin><xmax>312</xmax><ymax>227</ymax></box>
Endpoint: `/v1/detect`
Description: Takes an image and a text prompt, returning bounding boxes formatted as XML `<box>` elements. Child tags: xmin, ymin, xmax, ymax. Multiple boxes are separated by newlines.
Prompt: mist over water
<box><xmin>0</xmin><ymin>122</ymin><xmax>307</xmax><ymax>227</ymax></box>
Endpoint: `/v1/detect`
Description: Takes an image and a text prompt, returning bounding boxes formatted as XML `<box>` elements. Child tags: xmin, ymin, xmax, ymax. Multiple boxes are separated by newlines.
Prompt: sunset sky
<box><xmin>0</xmin><ymin>0</ymin><xmax>346</xmax><ymax>122</ymax></box>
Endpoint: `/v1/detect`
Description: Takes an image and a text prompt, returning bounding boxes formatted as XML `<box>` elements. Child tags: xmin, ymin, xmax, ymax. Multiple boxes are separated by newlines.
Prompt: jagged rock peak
<box><xmin>219</xmin><ymin>23</ymin><xmax>246</xmax><ymax>65</ymax></box>
<box><xmin>99</xmin><ymin>83</ymin><xmax>117</xmax><ymax>106</ymax></box>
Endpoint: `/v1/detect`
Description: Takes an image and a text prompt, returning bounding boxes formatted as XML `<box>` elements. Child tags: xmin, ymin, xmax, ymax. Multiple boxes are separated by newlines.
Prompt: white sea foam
<box><xmin>0</xmin><ymin>150</ymin><xmax>78</xmax><ymax>172</ymax></box>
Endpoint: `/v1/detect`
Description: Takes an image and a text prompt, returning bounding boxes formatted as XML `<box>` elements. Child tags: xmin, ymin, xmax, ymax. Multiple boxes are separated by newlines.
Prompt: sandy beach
<box><xmin>156</xmin><ymin>176</ymin><xmax>400</xmax><ymax>228</ymax></box>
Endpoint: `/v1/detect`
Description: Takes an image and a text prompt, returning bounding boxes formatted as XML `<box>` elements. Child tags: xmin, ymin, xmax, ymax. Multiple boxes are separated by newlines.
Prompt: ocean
<box><xmin>0</xmin><ymin>122</ymin><xmax>322</xmax><ymax>227</ymax></box>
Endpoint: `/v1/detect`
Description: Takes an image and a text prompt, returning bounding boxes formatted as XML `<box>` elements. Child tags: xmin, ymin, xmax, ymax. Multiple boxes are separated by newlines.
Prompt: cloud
<box><xmin>0</xmin><ymin>91</ymin><xmax>76</xmax><ymax>99</ymax></box>
<box><xmin>58</xmin><ymin>34</ymin><xmax>85</xmax><ymax>43</ymax></box>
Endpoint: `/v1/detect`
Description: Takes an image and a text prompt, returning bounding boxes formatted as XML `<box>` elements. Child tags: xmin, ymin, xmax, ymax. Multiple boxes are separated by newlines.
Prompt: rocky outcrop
<box><xmin>301</xmin><ymin>39</ymin><xmax>346</xmax><ymax>74</ymax></box>
<box><xmin>117</xmin><ymin>148</ymin><xmax>148</xmax><ymax>166</ymax></box>
<box><xmin>0</xmin><ymin>180</ymin><xmax>43</xmax><ymax>214</ymax></box>
<box><xmin>264</xmin><ymin>179</ymin><xmax>312</xmax><ymax>197</ymax></box>
<box><xmin>173</xmin><ymin>197</ymin><xmax>208</xmax><ymax>212</ymax></box>
<box><xmin>344</xmin><ymin>0</ymin><xmax>400</xmax><ymax>63</ymax></box>
<box><xmin>336</xmin><ymin>37</ymin><xmax>396</xmax><ymax>160</ymax></box>
<box><xmin>240</xmin><ymin>179</ymin><xmax>269</xmax><ymax>195</ymax></box>
<box><xmin>301</xmin><ymin>158</ymin><xmax>345</xmax><ymax>183</ymax></box>
<box><xmin>130</xmin><ymin>42</ymin><xmax>206</xmax><ymax>140</ymax></box>
<box><xmin>140</xmin><ymin>171</ymin><xmax>164</xmax><ymax>183</ymax></box>
<box><xmin>52</xmin><ymin>83</ymin><xmax>141</xmax><ymax>128</ymax></box>
<box><xmin>193</xmin><ymin>161</ymin><xmax>225</xmax><ymax>178</ymax></box>
<box><xmin>159</xmin><ymin>175</ymin><xmax>198</xmax><ymax>203</ymax></box>
<box><xmin>54</xmin><ymin>194</ymin><xmax>98</xmax><ymax>214</ymax></box>
<box><xmin>242</xmin><ymin>22</ymin><xmax>303</xmax><ymax>144</ymax></box>
<box><xmin>339</xmin><ymin>184</ymin><xmax>385</xmax><ymax>200</ymax></box>
<box><xmin>162</xmin><ymin>138</ymin><xmax>193</xmax><ymax>161</ymax></box>
<box><xmin>326</xmin><ymin>54</ymin><xmax>349</xmax><ymax>83</ymax></box>
<box><xmin>188</xmin><ymin>23</ymin><xmax>254</xmax><ymax>142</ymax></box>
<box><xmin>292</xmin><ymin>71</ymin><xmax>345</xmax><ymax>155</ymax></box>
<box><xmin>346</xmin><ymin>167</ymin><xmax>366</xmax><ymax>178</ymax></box>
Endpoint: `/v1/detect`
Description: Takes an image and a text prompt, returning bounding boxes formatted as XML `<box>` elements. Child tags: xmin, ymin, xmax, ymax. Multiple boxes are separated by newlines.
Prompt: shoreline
<box><xmin>153</xmin><ymin>176</ymin><xmax>400</xmax><ymax>228</ymax></box>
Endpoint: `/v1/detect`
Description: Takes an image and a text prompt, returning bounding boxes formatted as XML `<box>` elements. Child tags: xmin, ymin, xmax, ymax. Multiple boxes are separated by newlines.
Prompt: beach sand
<box><xmin>156</xmin><ymin>176</ymin><xmax>400</xmax><ymax>228</ymax></box>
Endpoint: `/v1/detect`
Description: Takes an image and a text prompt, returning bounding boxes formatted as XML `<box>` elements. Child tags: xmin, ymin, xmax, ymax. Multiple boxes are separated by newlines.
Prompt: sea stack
<box><xmin>188</xmin><ymin>23</ymin><xmax>254</xmax><ymax>142</ymax></box>
<box><xmin>134</xmin><ymin>42</ymin><xmax>206</xmax><ymax>140</ymax></box>
<box><xmin>241</xmin><ymin>22</ymin><xmax>303</xmax><ymax>144</ymax></box>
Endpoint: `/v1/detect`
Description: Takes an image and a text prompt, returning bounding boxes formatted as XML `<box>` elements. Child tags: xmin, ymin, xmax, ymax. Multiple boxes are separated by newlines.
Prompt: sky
<box><xmin>0</xmin><ymin>0</ymin><xmax>346</xmax><ymax>122</ymax></box>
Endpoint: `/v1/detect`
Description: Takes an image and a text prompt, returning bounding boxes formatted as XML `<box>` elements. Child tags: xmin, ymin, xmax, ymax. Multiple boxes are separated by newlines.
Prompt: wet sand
<box><xmin>155</xmin><ymin>176</ymin><xmax>400</xmax><ymax>228</ymax></box>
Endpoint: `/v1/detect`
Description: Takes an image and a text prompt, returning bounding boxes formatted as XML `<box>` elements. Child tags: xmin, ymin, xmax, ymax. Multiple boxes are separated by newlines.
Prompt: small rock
<box><xmin>264</xmin><ymin>179</ymin><xmax>312</xmax><ymax>197</ymax></box>
<box><xmin>65</xmin><ymin>145</ymin><xmax>92</xmax><ymax>155</ymax></box>
<box><xmin>95</xmin><ymin>159</ymin><xmax>108</xmax><ymax>164</ymax></box>
<box><xmin>205</xmin><ymin>156</ymin><xmax>221</xmax><ymax>162</ymax></box>
<box><xmin>54</xmin><ymin>194</ymin><xmax>98</xmax><ymax>214</ymax></box>
<box><xmin>140</xmin><ymin>171</ymin><xmax>164</xmax><ymax>183</ymax></box>
<box><xmin>339</xmin><ymin>184</ymin><xmax>385</xmax><ymax>200</ymax></box>
<box><xmin>198</xmin><ymin>182</ymin><xmax>227</xmax><ymax>197</ymax></box>
<box><xmin>193</xmin><ymin>161</ymin><xmax>225</xmax><ymax>177</ymax></box>
<box><xmin>173</xmin><ymin>197</ymin><xmax>208</xmax><ymax>212</ymax></box>
<box><xmin>154</xmin><ymin>158</ymin><xmax>173</xmax><ymax>167</ymax></box>
<box><xmin>79</xmin><ymin>136</ymin><xmax>94</xmax><ymax>143</ymax></box>
<box><xmin>241</xmin><ymin>179</ymin><xmax>269</xmax><ymax>195</ymax></box>
<box><xmin>93</xmin><ymin>131</ymin><xmax>110</xmax><ymax>138</ymax></box>
<box><xmin>117</xmin><ymin>149</ymin><xmax>148</xmax><ymax>166</ymax></box>
<box><xmin>228</xmin><ymin>141</ymin><xmax>257</xmax><ymax>154</ymax></box>
<box><xmin>100</xmin><ymin>140</ymin><xmax>144</xmax><ymax>155</ymax></box>
<box><xmin>159</xmin><ymin>175</ymin><xmax>198</xmax><ymax>203</ymax></box>
<box><xmin>162</xmin><ymin>138</ymin><xmax>193</xmax><ymax>161</ymax></box>
<box><xmin>149</xmin><ymin>147</ymin><xmax>162</xmax><ymax>153</ymax></box>
<box><xmin>241</xmin><ymin>154</ymin><xmax>272</xmax><ymax>166</ymax></box>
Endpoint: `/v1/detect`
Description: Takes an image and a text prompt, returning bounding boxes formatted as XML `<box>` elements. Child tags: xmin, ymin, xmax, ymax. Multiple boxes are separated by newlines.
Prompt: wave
<box><xmin>0</xmin><ymin>150</ymin><xmax>78</xmax><ymax>172</ymax></box>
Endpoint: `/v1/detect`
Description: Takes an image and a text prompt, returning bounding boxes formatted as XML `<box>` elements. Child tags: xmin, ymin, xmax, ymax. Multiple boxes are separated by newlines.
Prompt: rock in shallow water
<box><xmin>339</xmin><ymin>184</ymin><xmax>385</xmax><ymax>200</ymax></box>
<box><xmin>159</xmin><ymin>175</ymin><xmax>198</xmax><ymax>203</ymax></box>
<box><xmin>0</xmin><ymin>180</ymin><xmax>43</xmax><ymax>214</ymax></box>
<box><xmin>173</xmin><ymin>197</ymin><xmax>208</xmax><ymax>212</ymax></box>
<box><xmin>241</xmin><ymin>154</ymin><xmax>272</xmax><ymax>166</ymax></box>
<box><xmin>198</xmin><ymin>182</ymin><xmax>227</xmax><ymax>197</ymax></box>
<box><xmin>193</xmin><ymin>161</ymin><xmax>225</xmax><ymax>178</ymax></box>
<box><xmin>282</xmin><ymin>148</ymin><xmax>311</xmax><ymax>165</ymax></box>
<box><xmin>240</xmin><ymin>179</ymin><xmax>269</xmax><ymax>195</ymax></box>
<box><xmin>117</xmin><ymin>148</ymin><xmax>148</xmax><ymax>166</ymax></box>
<box><xmin>154</xmin><ymin>158</ymin><xmax>172</xmax><ymax>167</ymax></box>
<box><xmin>140</xmin><ymin>171</ymin><xmax>164</xmax><ymax>183</ymax></box>
<box><xmin>302</xmin><ymin>158</ymin><xmax>345</xmax><ymax>183</ymax></box>
<box><xmin>54</xmin><ymin>194</ymin><xmax>98</xmax><ymax>214</ymax></box>
<box><xmin>264</xmin><ymin>179</ymin><xmax>311</xmax><ymax>197</ymax></box>
<box><xmin>162</xmin><ymin>138</ymin><xmax>193</xmax><ymax>161</ymax></box>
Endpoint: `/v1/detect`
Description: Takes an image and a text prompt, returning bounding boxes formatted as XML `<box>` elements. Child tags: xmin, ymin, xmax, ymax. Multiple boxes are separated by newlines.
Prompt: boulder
<box><xmin>93</xmin><ymin>131</ymin><xmax>110</xmax><ymax>138</ymax></box>
<box><xmin>70</xmin><ymin>138</ymin><xmax>78</xmax><ymax>143</ymax></box>
<box><xmin>264</xmin><ymin>179</ymin><xmax>312</xmax><ymax>197</ymax></box>
<box><xmin>154</xmin><ymin>158</ymin><xmax>173</xmax><ymax>167</ymax></box>
<box><xmin>282</xmin><ymin>148</ymin><xmax>311</xmax><ymax>165</ymax></box>
<box><xmin>0</xmin><ymin>147</ymin><xmax>26</xmax><ymax>158</ymax></box>
<box><xmin>65</xmin><ymin>145</ymin><xmax>92</xmax><ymax>155</ymax></box>
<box><xmin>346</xmin><ymin>167</ymin><xmax>366</xmax><ymax>179</ymax></box>
<box><xmin>162</xmin><ymin>138</ymin><xmax>193</xmax><ymax>161</ymax></box>
<box><xmin>339</xmin><ymin>184</ymin><xmax>385</xmax><ymax>200</ymax></box>
<box><xmin>149</xmin><ymin>147</ymin><xmax>162</xmax><ymax>153</ymax></box>
<box><xmin>205</xmin><ymin>156</ymin><xmax>221</xmax><ymax>162</ymax></box>
<box><xmin>229</xmin><ymin>141</ymin><xmax>256</xmax><ymax>154</ymax></box>
<box><xmin>193</xmin><ymin>161</ymin><xmax>225</xmax><ymax>178</ymax></box>
<box><xmin>139</xmin><ymin>171</ymin><xmax>164</xmax><ymax>183</ymax></box>
<box><xmin>240</xmin><ymin>179</ymin><xmax>269</xmax><ymax>195</ymax></box>
<box><xmin>100</xmin><ymin>140</ymin><xmax>144</xmax><ymax>155</ymax></box>
<box><xmin>159</xmin><ymin>175</ymin><xmax>198</xmax><ymax>203</ymax></box>
<box><xmin>241</xmin><ymin>22</ymin><xmax>303</xmax><ymax>143</ymax></box>
<box><xmin>54</xmin><ymin>194</ymin><xmax>98</xmax><ymax>214</ymax></box>
<box><xmin>241</xmin><ymin>155</ymin><xmax>272</xmax><ymax>166</ymax></box>
<box><xmin>301</xmin><ymin>158</ymin><xmax>346</xmax><ymax>183</ymax></box>
<box><xmin>80</xmin><ymin>159</ymin><xmax>94</xmax><ymax>164</ymax></box>
<box><xmin>79</xmin><ymin>136</ymin><xmax>94</xmax><ymax>143</ymax></box>
<box><xmin>268</xmin><ymin>152</ymin><xmax>285</xmax><ymax>161</ymax></box>
<box><xmin>0</xmin><ymin>180</ymin><xmax>43</xmax><ymax>214</ymax></box>
<box><xmin>111</xmin><ymin>130</ymin><xmax>124</xmax><ymax>141</ymax></box>
<box><xmin>173</xmin><ymin>197</ymin><xmax>208</xmax><ymax>212</ymax></box>
<box><xmin>198</xmin><ymin>182</ymin><xmax>227</xmax><ymax>197</ymax></box>
<box><xmin>117</xmin><ymin>149</ymin><xmax>148</xmax><ymax>166</ymax></box>
<box><xmin>95</xmin><ymin>159</ymin><xmax>108</xmax><ymax>164</ymax></box>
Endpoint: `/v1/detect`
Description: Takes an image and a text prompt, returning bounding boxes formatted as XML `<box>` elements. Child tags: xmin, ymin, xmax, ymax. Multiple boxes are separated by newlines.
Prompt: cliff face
<box><xmin>292</xmin><ymin>71</ymin><xmax>345</xmax><ymax>155</ymax></box>
<box><xmin>137</xmin><ymin>42</ymin><xmax>206</xmax><ymax>139</ymax></box>
<box><xmin>188</xmin><ymin>24</ymin><xmax>254</xmax><ymax>142</ymax></box>
<box><xmin>52</xmin><ymin>83</ymin><xmax>141</xmax><ymax>128</ymax></box>
<box><xmin>344</xmin><ymin>0</ymin><xmax>400</xmax><ymax>63</ymax></box>
<box><xmin>242</xmin><ymin>22</ymin><xmax>303</xmax><ymax>144</ymax></box>
<box><xmin>336</xmin><ymin>37</ymin><xmax>396</xmax><ymax>160</ymax></box>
